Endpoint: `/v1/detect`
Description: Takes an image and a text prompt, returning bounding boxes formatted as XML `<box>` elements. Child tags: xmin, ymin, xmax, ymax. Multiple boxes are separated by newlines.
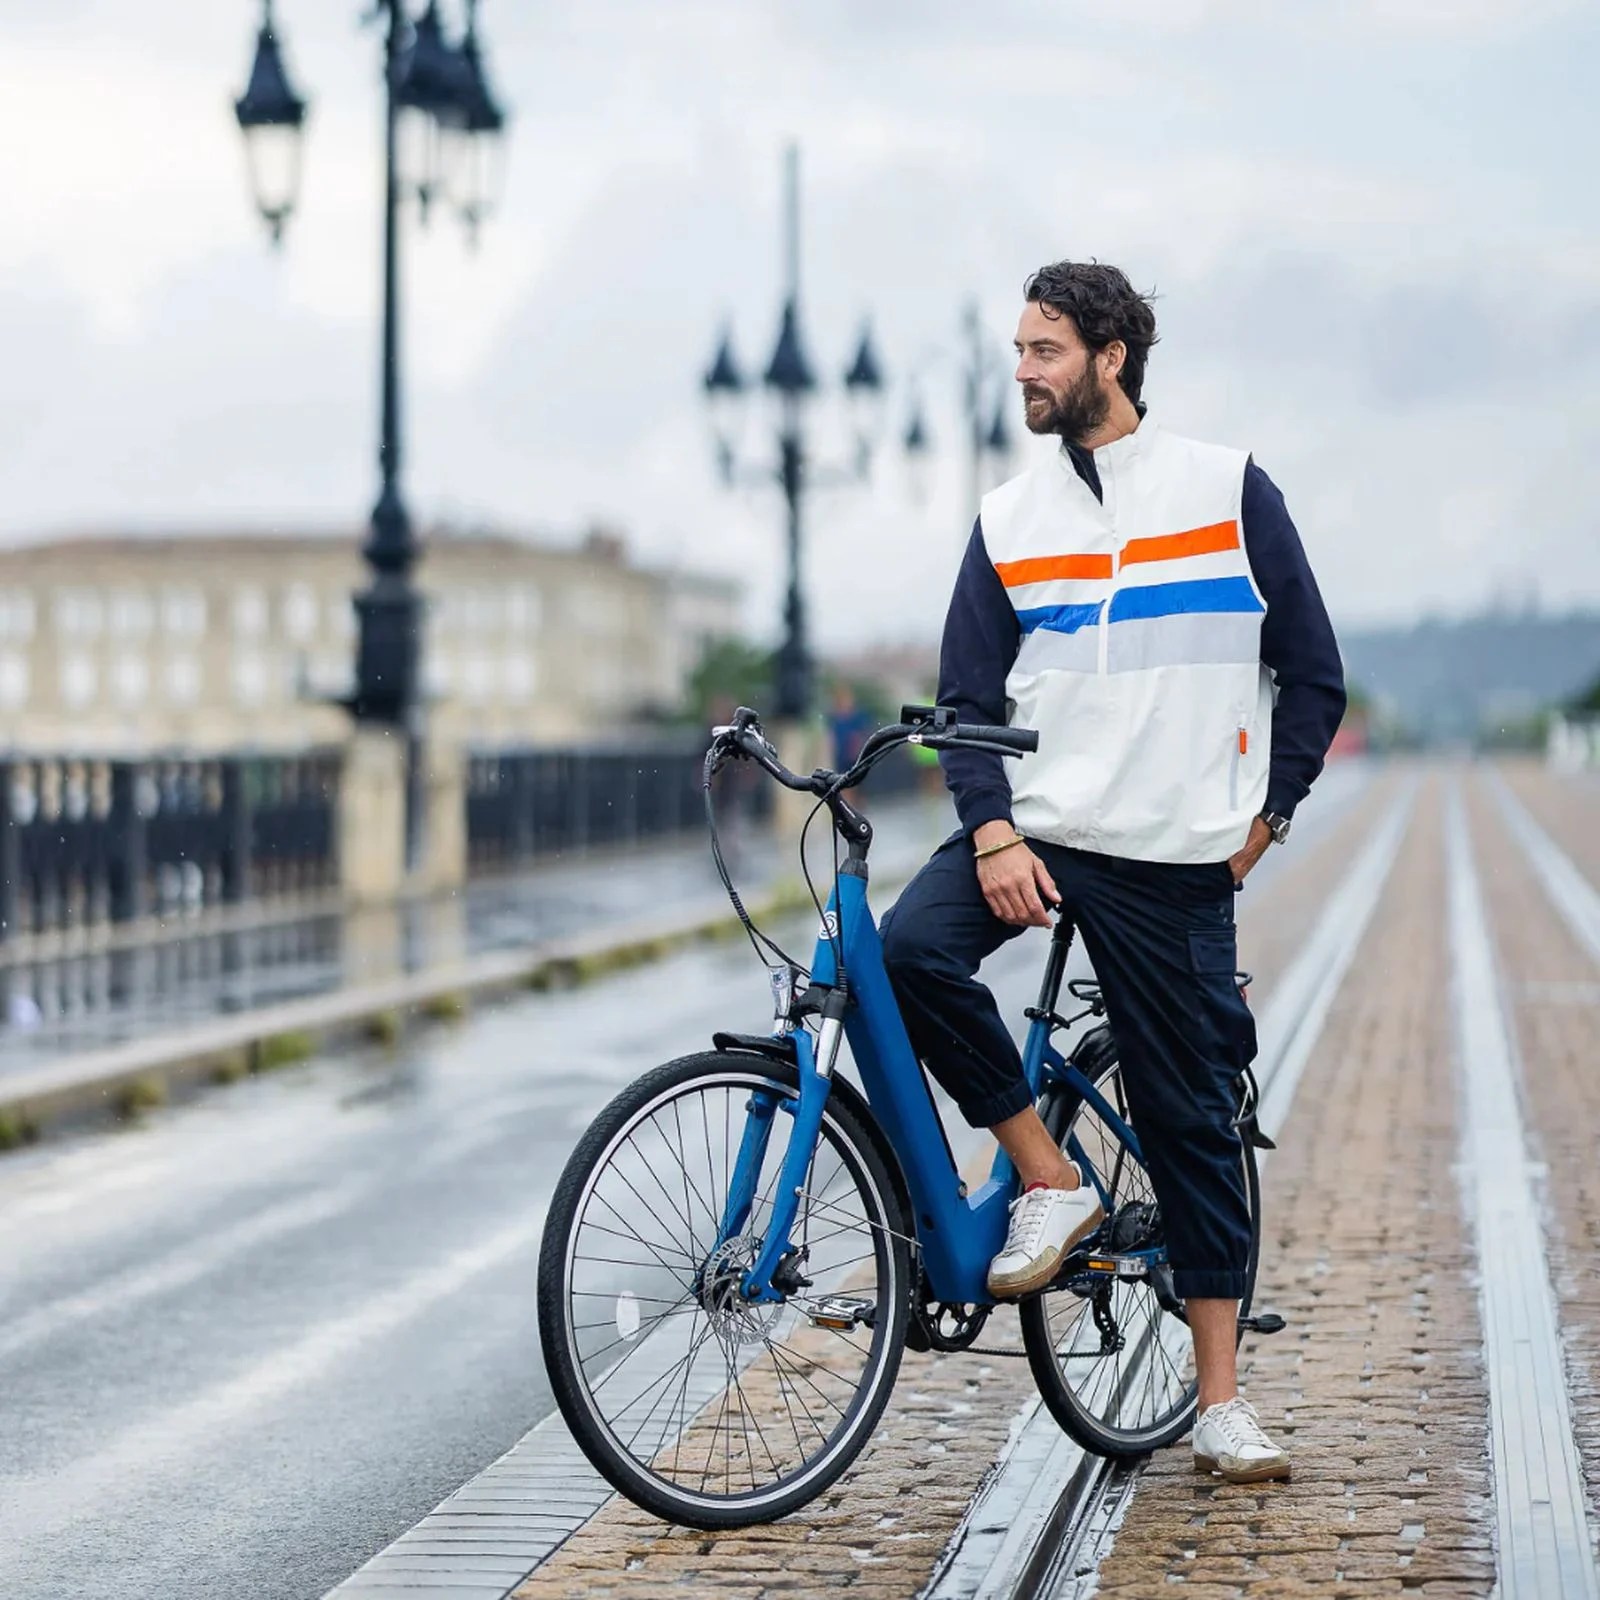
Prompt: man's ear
<box><xmin>1099</xmin><ymin>340</ymin><xmax>1127</xmax><ymax>384</ymax></box>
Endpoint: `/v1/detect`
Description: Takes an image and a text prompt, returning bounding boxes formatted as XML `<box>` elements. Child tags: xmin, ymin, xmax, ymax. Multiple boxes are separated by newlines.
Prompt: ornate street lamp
<box><xmin>702</xmin><ymin>145</ymin><xmax>886</xmax><ymax>721</ymax></box>
<box><xmin>900</xmin><ymin>297</ymin><xmax>1016</xmax><ymax>515</ymax></box>
<box><xmin>232</xmin><ymin>0</ymin><xmax>307</xmax><ymax>245</ymax></box>
<box><xmin>232</xmin><ymin>1</ymin><xmax>508</xmax><ymax>869</ymax></box>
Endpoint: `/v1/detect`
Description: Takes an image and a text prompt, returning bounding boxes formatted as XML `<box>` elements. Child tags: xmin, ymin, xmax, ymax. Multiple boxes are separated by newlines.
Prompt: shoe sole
<box><xmin>987</xmin><ymin>1205</ymin><xmax>1105</xmax><ymax>1299</ymax></box>
<box><xmin>1193</xmin><ymin>1452</ymin><xmax>1292</xmax><ymax>1484</ymax></box>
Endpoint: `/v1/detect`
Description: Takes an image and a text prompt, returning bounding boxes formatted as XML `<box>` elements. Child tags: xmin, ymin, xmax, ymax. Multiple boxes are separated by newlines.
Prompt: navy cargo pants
<box><xmin>879</xmin><ymin>833</ymin><xmax>1256</xmax><ymax>1302</ymax></box>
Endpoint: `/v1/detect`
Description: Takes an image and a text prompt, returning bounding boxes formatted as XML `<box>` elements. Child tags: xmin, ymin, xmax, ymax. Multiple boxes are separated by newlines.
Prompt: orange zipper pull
<box><xmin>1237</xmin><ymin>726</ymin><xmax>1249</xmax><ymax>756</ymax></box>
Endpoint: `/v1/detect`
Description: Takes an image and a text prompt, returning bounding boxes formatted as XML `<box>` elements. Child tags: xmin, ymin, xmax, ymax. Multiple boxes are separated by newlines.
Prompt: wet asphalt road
<box><xmin>0</xmin><ymin>769</ymin><xmax>1369</xmax><ymax>1600</ymax></box>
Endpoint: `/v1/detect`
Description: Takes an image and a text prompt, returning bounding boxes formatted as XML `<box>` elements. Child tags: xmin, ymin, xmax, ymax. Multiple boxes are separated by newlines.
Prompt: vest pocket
<box><xmin>1228</xmin><ymin>720</ymin><xmax>1248</xmax><ymax>812</ymax></box>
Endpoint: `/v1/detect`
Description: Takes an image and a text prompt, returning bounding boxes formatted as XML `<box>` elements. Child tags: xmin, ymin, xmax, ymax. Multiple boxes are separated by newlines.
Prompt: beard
<box><xmin>1022</xmin><ymin>361</ymin><xmax>1111</xmax><ymax>443</ymax></box>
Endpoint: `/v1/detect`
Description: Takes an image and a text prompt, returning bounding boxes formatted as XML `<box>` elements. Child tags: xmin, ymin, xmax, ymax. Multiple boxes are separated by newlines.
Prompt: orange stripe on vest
<box><xmin>993</xmin><ymin>552</ymin><xmax>1114</xmax><ymax>587</ymax></box>
<box><xmin>1121</xmin><ymin>519</ymin><xmax>1240</xmax><ymax>567</ymax></box>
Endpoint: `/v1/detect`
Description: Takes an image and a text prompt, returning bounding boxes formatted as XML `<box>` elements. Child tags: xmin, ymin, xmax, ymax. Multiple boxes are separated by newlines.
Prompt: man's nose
<box><xmin>1014</xmin><ymin>356</ymin><xmax>1035</xmax><ymax>385</ymax></box>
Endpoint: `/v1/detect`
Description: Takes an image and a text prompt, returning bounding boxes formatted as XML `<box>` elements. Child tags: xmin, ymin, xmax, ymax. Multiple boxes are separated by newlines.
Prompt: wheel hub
<box><xmin>700</xmin><ymin>1234</ymin><xmax>782</xmax><ymax>1346</ymax></box>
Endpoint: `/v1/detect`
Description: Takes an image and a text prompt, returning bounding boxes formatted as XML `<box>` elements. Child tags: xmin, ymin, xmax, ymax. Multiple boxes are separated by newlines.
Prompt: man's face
<box><xmin>1013</xmin><ymin>302</ymin><xmax>1115</xmax><ymax>443</ymax></box>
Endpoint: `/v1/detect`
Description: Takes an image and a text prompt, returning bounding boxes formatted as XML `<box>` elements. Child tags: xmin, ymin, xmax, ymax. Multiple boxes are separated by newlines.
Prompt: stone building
<box><xmin>0</xmin><ymin>524</ymin><xmax>739</xmax><ymax>755</ymax></box>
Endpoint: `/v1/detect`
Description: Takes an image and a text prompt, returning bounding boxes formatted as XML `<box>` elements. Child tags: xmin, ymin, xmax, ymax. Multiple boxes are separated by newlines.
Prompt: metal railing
<box><xmin>0</xmin><ymin>752</ymin><xmax>340</xmax><ymax>942</ymax></box>
<box><xmin>465</xmin><ymin>740</ymin><xmax>737</xmax><ymax>870</ymax></box>
<box><xmin>464</xmin><ymin>735</ymin><xmax>927</xmax><ymax>873</ymax></box>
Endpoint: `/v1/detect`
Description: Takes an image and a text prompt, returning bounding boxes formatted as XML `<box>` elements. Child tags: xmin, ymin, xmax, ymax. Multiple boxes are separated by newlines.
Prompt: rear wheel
<box><xmin>1018</xmin><ymin>1044</ymin><xmax>1261</xmax><ymax>1458</ymax></box>
<box><xmin>537</xmin><ymin>1051</ymin><xmax>913</xmax><ymax>1528</ymax></box>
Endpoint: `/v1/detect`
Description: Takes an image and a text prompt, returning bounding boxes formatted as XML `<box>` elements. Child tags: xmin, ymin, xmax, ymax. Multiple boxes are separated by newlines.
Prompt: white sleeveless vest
<box><xmin>979</xmin><ymin>416</ymin><xmax>1271</xmax><ymax>864</ymax></box>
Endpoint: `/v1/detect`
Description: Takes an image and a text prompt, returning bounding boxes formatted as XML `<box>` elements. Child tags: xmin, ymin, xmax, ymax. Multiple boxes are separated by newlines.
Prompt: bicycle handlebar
<box><xmin>708</xmin><ymin>705</ymin><xmax>1037</xmax><ymax>800</ymax></box>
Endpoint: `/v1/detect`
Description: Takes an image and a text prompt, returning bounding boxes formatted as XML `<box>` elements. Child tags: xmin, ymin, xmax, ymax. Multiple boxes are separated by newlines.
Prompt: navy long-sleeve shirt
<box><xmin>938</xmin><ymin>448</ymin><xmax>1347</xmax><ymax>837</ymax></box>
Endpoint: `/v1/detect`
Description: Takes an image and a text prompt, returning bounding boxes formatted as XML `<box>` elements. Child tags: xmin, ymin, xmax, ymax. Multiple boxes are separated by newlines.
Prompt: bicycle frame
<box><xmin>728</xmin><ymin>850</ymin><xmax>1147</xmax><ymax>1308</ymax></box>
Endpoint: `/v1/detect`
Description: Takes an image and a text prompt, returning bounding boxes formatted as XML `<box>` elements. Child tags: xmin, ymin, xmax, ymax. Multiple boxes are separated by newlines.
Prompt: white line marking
<box><xmin>0</xmin><ymin>1205</ymin><xmax>547</xmax><ymax>1560</ymax></box>
<box><xmin>1489</xmin><ymin>770</ymin><xmax>1600</xmax><ymax>969</ymax></box>
<box><xmin>4</xmin><ymin>1154</ymin><xmax>174</xmax><ymax>1223</ymax></box>
<box><xmin>1446</xmin><ymin>788</ymin><xmax>1599</xmax><ymax>1599</ymax></box>
<box><xmin>0</xmin><ymin>1178</ymin><xmax>369</xmax><ymax>1364</ymax></box>
<box><xmin>1254</xmin><ymin>781</ymin><xmax>1414</xmax><ymax>1140</ymax></box>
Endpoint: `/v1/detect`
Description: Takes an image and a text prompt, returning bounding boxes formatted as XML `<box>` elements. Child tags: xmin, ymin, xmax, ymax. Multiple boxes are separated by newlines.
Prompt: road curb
<box><xmin>0</xmin><ymin>875</ymin><xmax>829</xmax><ymax>1146</ymax></box>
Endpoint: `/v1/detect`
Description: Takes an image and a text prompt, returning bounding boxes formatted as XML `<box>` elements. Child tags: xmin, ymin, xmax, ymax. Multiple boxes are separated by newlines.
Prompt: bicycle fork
<box><xmin>709</xmin><ymin>991</ymin><xmax>848</xmax><ymax>1306</ymax></box>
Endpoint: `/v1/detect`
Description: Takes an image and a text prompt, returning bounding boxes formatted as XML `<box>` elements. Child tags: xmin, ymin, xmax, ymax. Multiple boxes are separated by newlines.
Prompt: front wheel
<box><xmin>537</xmin><ymin>1051</ymin><xmax>913</xmax><ymax>1528</ymax></box>
<box><xmin>1019</xmin><ymin>1043</ymin><xmax>1261</xmax><ymax>1458</ymax></box>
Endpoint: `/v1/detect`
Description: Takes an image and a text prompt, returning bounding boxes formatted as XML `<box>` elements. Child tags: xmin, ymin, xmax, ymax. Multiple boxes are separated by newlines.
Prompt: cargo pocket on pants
<box><xmin>1188</xmin><ymin>927</ymin><xmax>1257</xmax><ymax>1076</ymax></box>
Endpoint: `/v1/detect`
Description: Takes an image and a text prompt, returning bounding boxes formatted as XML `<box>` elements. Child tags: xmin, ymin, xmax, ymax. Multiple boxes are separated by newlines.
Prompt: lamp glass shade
<box><xmin>396</xmin><ymin>102</ymin><xmax>445</xmax><ymax>211</ymax></box>
<box><xmin>846</xmin><ymin>383</ymin><xmax>888</xmax><ymax>456</ymax></box>
<box><xmin>242</xmin><ymin>120</ymin><xmax>304</xmax><ymax>240</ymax></box>
<box><xmin>449</xmin><ymin>125</ymin><xmax>508</xmax><ymax>235</ymax></box>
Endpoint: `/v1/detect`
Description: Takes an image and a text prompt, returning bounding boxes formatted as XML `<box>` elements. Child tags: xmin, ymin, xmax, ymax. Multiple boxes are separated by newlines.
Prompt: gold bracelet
<box><xmin>974</xmin><ymin>833</ymin><xmax>1025</xmax><ymax>861</ymax></box>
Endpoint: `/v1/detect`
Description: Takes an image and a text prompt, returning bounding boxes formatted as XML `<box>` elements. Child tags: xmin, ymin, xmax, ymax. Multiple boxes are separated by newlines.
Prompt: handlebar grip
<box><xmin>961</xmin><ymin>724</ymin><xmax>1038</xmax><ymax>754</ymax></box>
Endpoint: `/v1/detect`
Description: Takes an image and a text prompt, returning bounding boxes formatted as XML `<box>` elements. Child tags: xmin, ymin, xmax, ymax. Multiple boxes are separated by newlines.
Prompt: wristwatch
<box><xmin>1260</xmin><ymin>811</ymin><xmax>1291</xmax><ymax>845</ymax></box>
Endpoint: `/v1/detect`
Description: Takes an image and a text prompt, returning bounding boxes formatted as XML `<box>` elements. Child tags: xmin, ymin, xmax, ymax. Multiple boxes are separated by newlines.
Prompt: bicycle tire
<box><xmin>1019</xmin><ymin>1045</ymin><xmax>1261</xmax><ymax>1458</ymax></box>
<box><xmin>537</xmin><ymin>1051</ymin><xmax>913</xmax><ymax>1528</ymax></box>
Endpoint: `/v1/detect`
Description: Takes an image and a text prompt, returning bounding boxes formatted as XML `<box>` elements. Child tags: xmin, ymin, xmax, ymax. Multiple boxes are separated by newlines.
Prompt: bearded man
<box><xmin>880</xmin><ymin>260</ymin><xmax>1346</xmax><ymax>1484</ymax></box>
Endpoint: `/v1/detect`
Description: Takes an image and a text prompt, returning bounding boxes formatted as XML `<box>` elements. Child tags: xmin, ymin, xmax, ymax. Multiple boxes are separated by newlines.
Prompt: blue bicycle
<box><xmin>537</xmin><ymin>706</ymin><xmax>1273</xmax><ymax>1528</ymax></box>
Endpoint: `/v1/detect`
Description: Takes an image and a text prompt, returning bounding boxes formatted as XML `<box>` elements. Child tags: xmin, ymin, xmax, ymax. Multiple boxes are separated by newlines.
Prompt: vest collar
<box><xmin>1056</xmin><ymin>406</ymin><xmax>1154</xmax><ymax>476</ymax></box>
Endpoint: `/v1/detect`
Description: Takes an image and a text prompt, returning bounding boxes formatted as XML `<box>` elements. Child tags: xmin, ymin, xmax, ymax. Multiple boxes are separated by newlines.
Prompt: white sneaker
<box><xmin>987</xmin><ymin>1183</ymin><xmax>1104</xmax><ymax>1298</ymax></box>
<box><xmin>1192</xmin><ymin>1396</ymin><xmax>1291</xmax><ymax>1483</ymax></box>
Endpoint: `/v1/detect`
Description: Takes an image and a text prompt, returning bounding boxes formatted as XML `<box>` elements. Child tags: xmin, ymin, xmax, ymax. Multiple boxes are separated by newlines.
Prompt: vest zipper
<box><xmin>1098</xmin><ymin>456</ymin><xmax>1117</xmax><ymax>677</ymax></box>
<box><xmin>1229</xmin><ymin>719</ymin><xmax>1246</xmax><ymax>811</ymax></box>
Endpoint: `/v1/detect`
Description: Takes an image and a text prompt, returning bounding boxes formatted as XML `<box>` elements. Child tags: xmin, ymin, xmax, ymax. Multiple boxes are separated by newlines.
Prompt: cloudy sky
<box><xmin>0</xmin><ymin>0</ymin><xmax>1595</xmax><ymax>651</ymax></box>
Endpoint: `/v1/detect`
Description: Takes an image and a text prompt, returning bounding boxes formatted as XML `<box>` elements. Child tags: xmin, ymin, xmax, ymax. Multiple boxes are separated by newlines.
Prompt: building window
<box><xmin>233</xmin><ymin>652</ymin><xmax>269</xmax><ymax>706</ymax></box>
<box><xmin>113</xmin><ymin>653</ymin><xmax>149</xmax><ymax>707</ymax></box>
<box><xmin>0</xmin><ymin>652</ymin><xmax>28</xmax><ymax>708</ymax></box>
<box><xmin>166</xmin><ymin>655</ymin><xmax>201</xmax><ymax>706</ymax></box>
<box><xmin>161</xmin><ymin>586</ymin><xmax>207</xmax><ymax>637</ymax></box>
<box><xmin>462</xmin><ymin>653</ymin><xmax>494</xmax><ymax>704</ymax></box>
<box><xmin>505</xmin><ymin>585</ymin><xmax>542</xmax><ymax>631</ymax></box>
<box><xmin>0</xmin><ymin>596</ymin><xmax>35</xmax><ymax>639</ymax></box>
<box><xmin>60</xmin><ymin>653</ymin><xmax>97</xmax><ymax>708</ymax></box>
<box><xmin>502</xmin><ymin>653</ymin><xmax>535</xmax><ymax>700</ymax></box>
<box><xmin>53</xmin><ymin>589</ymin><xmax>104</xmax><ymax>638</ymax></box>
<box><xmin>109</xmin><ymin>589</ymin><xmax>154</xmax><ymax>638</ymax></box>
<box><xmin>233</xmin><ymin>587</ymin><xmax>268</xmax><ymax>638</ymax></box>
<box><xmin>283</xmin><ymin>583</ymin><xmax>319</xmax><ymax>643</ymax></box>
<box><xmin>423</xmin><ymin>651</ymin><xmax>453</xmax><ymax>696</ymax></box>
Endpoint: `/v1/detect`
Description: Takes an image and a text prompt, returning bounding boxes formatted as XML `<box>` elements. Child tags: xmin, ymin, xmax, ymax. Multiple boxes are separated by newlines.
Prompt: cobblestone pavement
<box><xmin>1465</xmin><ymin>774</ymin><xmax>1600</xmax><ymax>1562</ymax></box>
<box><xmin>511</xmin><ymin>774</ymin><xmax>1400</xmax><ymax>1600</ymax></box>
<box><xmin>1094</xmin><ymin>782</ymin><xmax>1496</xmax><ymax>1599</ymax></box>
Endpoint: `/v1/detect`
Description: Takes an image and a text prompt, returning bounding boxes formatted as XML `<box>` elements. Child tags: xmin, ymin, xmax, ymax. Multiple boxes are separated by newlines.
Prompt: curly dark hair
<box><xmin>1023</xmin><ymin>261</ymin><xmax>1159</xmax><ymax>405</ymax></box>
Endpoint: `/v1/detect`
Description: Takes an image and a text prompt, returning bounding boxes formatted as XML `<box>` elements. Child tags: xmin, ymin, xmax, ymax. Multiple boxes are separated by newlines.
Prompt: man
<box><xmin>880</xmin><ymin>260</ymin><xmax>1345</xmax><ymax>1485</ymax></box>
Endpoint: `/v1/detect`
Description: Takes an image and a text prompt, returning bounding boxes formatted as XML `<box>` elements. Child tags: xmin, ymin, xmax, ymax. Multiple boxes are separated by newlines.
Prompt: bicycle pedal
<box><xmin>807</xmin><ymin>1296</ymin><xmax>875</xmax><ymax>1332</ymax></box>
<box><xmin>1071</xmin><ymin>1252</ymin><xmax>1148</xmax><ymax>1280</ymax></box>
<box><xmin>1238</xmin><ymin>1312</ymin><xmax>1287</xmax><ymax>1335</ymax></box>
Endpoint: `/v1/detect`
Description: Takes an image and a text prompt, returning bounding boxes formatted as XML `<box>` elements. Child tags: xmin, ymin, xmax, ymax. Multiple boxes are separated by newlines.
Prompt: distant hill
<box><xmin>1339</xmin><ymin>611</ymin><xmax>1600</xmax><ymax>742</ymax></box>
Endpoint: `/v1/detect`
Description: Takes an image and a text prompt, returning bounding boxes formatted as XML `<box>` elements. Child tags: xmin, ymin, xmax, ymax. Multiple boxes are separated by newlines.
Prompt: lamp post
<box><xmin>232</xmin><ymin>0</ymin><xmax>507</xmax><ymax>869</ymax></box>
<box><xmin>901</xmin><ymin>297</ymin><xmax>1015</xmax><ymax>521</ymax></box>
<box><xmin>702</xmin><ymin>145</ymin><xmax>886</xmax><ymax>722</ymax></box>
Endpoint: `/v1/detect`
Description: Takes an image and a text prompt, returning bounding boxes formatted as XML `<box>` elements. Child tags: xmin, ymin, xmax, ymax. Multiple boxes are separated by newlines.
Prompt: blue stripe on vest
<box><xmin>1013</xmin><ymin>600</ymin><xmax>1104</xmax><ymax>636</ymax></box>
<box><xmin>1107</xmin><ymin>576</ymin><xmax>1264</xmax><ymax>623</ymax></box>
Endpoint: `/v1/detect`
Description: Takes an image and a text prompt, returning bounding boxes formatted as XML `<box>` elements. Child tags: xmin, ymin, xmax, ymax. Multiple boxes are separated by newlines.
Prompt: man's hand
<box><xmin>973</xmin><ymin>821</ymin><xmax>1060</xmax><ymax>927</ymax></box>
<box><xmin>1227</xmin><ymin>816</ymin><xmax>1275</xmax><ymax>887</ymax></box>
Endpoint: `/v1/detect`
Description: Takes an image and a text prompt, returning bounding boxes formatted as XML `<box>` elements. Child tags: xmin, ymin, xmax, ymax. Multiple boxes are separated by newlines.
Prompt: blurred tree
<box><xmin>1569</xmin><ymin>671</ymin><xmax>1600</xmax><ymax>713</ymax></box>
<box><xmin>683</xmin><ymin>637</ymin><xmax>776</xmax><ymax>727</ymax></box>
